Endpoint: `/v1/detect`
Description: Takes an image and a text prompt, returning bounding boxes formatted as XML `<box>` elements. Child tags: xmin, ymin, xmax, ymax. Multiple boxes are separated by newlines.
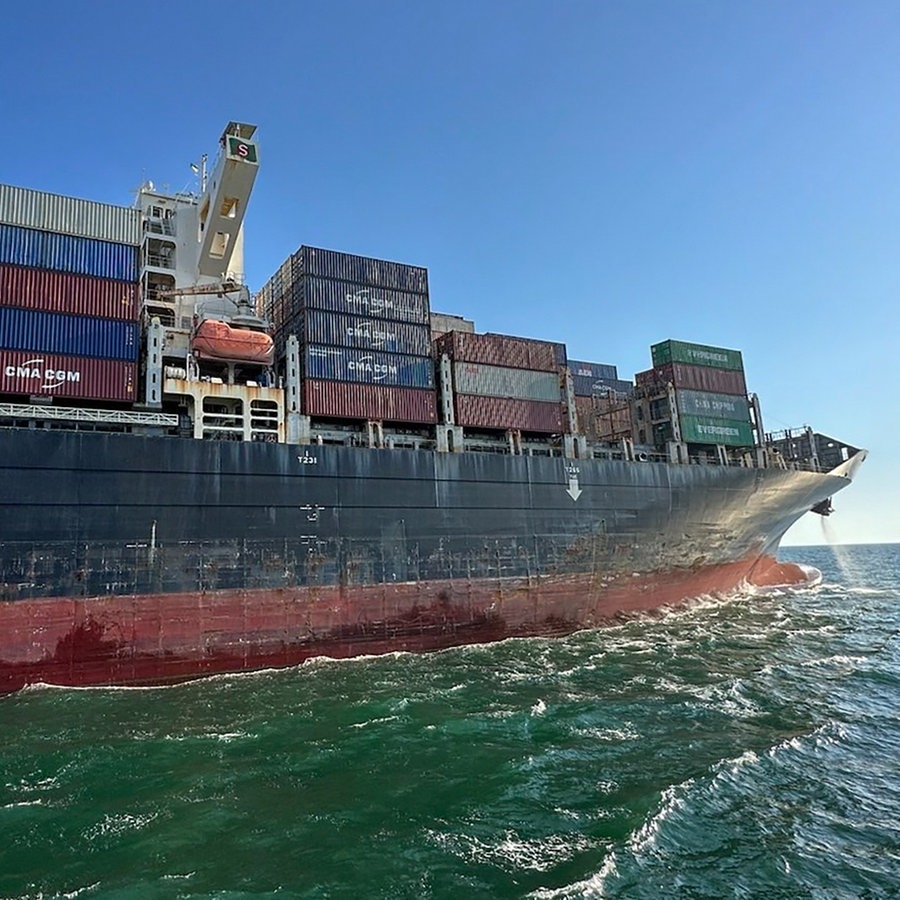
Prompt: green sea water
<box><xmin>1</xmin><ymin>544</ymin><xmax>899</xmax><ymax>899</ymax></box>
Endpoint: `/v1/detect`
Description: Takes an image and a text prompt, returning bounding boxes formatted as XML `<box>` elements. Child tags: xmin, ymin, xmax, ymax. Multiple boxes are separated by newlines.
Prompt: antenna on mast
<box><xmin>190</xmin><ymin>154</ymin><xmax>209</xmax><ymax>193</ymax></box>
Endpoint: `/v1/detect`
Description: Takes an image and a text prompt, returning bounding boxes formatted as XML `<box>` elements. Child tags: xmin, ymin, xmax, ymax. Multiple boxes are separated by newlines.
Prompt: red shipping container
<box><xmin>635</xmin><ymin>362</ymin><xmax>747</xmax><ymax>396</ymax></box>
<box><xmin>303</xmin><ymin>379</ymin><xmax>437</xmax><ymax>423</ymax></box>
<box><xmin>435</xmin><ymin>331</ymin><xmax>565</xmax><ymax>373</ymax></box>
<box><xmin>0</xmin><ymin>349</ymin><xmax>136</xmax><ymax>402</ymax></box>
<box><xmin>454</xmin><ymin>394</ymin><xmax>563</xmax><ymax>433</ymax></box>
<box><xmin>0</xmin><ymin>264</ymin><xmax>138</xmax><ymax>321</ymax></box>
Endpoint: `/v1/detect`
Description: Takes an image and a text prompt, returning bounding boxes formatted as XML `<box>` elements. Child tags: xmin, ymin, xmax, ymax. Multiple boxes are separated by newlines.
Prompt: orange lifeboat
<box><xmin>191</xmin><ymin>317</ymin><xmax>274</xmax><ymax>366</ymax></box>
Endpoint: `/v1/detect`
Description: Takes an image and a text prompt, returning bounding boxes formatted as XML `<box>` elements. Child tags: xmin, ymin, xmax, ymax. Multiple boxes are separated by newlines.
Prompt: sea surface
<box><xmin>1</xmin><ymin>543</ymin><xmax>899</xmax><ymax>899</ymax></box>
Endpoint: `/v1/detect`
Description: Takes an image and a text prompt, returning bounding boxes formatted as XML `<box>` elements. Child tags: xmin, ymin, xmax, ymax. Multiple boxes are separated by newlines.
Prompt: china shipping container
<box><xmin>435</xmin><ymin>331</ymin><xmax>566</xmax><ymax>373</ymax></box>
<box><xmin>570</xmin><ymin>374</ymin><xmax>633</xmax><ymax>398</ymax></box>
<box><xmin>567</xmin><ymin>359</ymin><xmax>618</xmax><ymax>381</ymax></box>
<box><xmin>0</xmin><ymin>264</ymin><xmax>138</xmax><ymax>320</ymax></box>
<box><xmin>303</xmin><ymin>345</ymin><xmax>435</xmax><ymax>389</ymax></box>
<box><xmin>452</xmin><ymin>361</ymin><xmax>561</xmax><ymax>403</ymax></box>
<box><xmin>0</xmin><ymin>224</ymin><xmax>138</xmax><ymax>282</ymax></box>
<box><xmin>650</xmin><ymin>339</ymin><xmax>744</xmax><ymax>372</ymax></box>
<box><xmin>302</xmin><ymin>380</ymin><xmax>437</xmax><ymax>423</ymax></box>
<box><xmin>302</xmin><ymin>309</ymin><xmax>431</xmax><ymax>356</ymax></box>
<box><xmin>678</xmin><ymin>414</ymin><xmax>755</xmax><ymax>447</ymax></box>
<box><xmin>453</xmin><ymin>394</ymin><xmax>563</xmax><ymax>433</ymax></box>
<box><xmin>0</xmin><ymin>307</ymin><xmax>138</xmax><ymax>361</ymax></box>
<box><xmin>0</xmin><ymin>349</ymin><xmax>136</xmax><ymax>402</ymax></box>
<box><xmin>674</xmin><ymin>389</ymin><xmax>750</xmax><ymax>421</ymax></box>
<box><xmin>0</xmin><ymin>183</ymin><xmax>141</xmax><ymax>246</ymax></box>
<box><xmin>289</xmin><ymin>246</ymin><xmax>429</xmax><ymax>294</ymax></box>
<box><xmin>635</xmin><ymin>362</ymin><xmax>747</xmax><ymax>396</ymax></box>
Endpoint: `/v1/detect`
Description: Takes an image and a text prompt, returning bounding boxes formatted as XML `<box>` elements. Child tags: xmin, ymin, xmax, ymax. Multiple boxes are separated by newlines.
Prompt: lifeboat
<box><xmin>191</xmin><ymin>316</ymin><xmax>274</xmax><ymax>366</ymax></box>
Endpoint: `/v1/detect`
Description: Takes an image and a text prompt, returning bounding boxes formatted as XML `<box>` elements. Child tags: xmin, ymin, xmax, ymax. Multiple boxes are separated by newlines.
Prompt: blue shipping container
<box><xmin>292</xmin><ymin>276</ymin><xmax>430</xmax><ymax>325</ymax></box>
<box><xmin>303</xmin><ymin>309</ymin><xmax>431</xmax><ymax>356</ymax></box>
<box><xmin>0</xmin><ymin>306</ymin><xmax>138</xmax><ymax>361</ymax></box>
<box><xmin>0</xmin><ymin>224</ymin><xmax>138</xmax><ymax>282</ymax></box>
<box><xmin>568</xmin><ymin>359</ymin><xmax>618</xmax><ymax>381</ymax></box>
<box><xmin>303</xmin><ymin>345</ymin><xmax>435</xmax><ymax>389</ymax></box>
<box><xmin>571</xmin><ymin>374</ymin><xmax>632</xmax><ymax>397</ymax></box>
<box><xmin>293</xmin><ymin>246</ymin><xmax>429</xmax><ymax>294</ymax></box>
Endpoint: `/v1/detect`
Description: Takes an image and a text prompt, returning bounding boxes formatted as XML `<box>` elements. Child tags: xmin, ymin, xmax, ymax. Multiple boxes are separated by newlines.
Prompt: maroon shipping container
<box><xmin>0</xmin><ymin>349</ymin><xmax>136</xmax><ymax>401</ymax></box>
<box><xmin>0</xmin><ymin>264</ymin><xmax>138</xmax><ymax>321</ymax></box>
<box><xmin>454</xmin><ymin>394</ymin><xmax>563</xmax><ymax>433</ymax></box>
<box><xmin>635</xmin><ymin>362</ymin><xmax>747</xmax><ymax>396</ymax></box>
<box><xmin>435</xmin><ymin>331</ymin><xmax>566</xmax><ymax>373</ymax></box>
<box><xmin>303</xmin><ymin>380</ymin><xmax>437</xmax><ymax>424</ymax></box>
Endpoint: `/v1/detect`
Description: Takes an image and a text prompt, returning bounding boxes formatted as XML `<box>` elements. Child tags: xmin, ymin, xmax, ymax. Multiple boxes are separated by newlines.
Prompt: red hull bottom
<box><xmin>0</xmin><ymin>555</ymin><xmax>810</xmax><ymax>694</ymax></box>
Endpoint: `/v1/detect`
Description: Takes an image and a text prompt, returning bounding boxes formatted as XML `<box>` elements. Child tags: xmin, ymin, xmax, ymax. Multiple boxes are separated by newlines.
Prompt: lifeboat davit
<box><xmin>191</xmin><ymin>317</ymin><xmax>274</xmax><ymax>366</ymax></box>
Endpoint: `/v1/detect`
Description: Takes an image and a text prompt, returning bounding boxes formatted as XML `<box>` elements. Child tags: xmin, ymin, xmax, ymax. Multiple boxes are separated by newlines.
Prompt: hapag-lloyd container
<box><xmin>452</xmin><ymin>361</ymin><xmax>561</xmax><ymax>402</ymax></box>
<box><xmin>303</xmin><ymin>308</ymin><xmax>431</xmax><ymax>356</ymax></box>
<box><xmin>302</xmin><ymin>380</ymin><xmax>437</xmax><ymax>423</ymax></box>
<box><xmin>0</xmin><ymin>349</ymin><xmax>136</xmax><ymax>401</ymax></box>
<box><xmin>0</xmin><ymin>307</ymin><xmax>138</xmax><ymax>361</ymax></box>
<box><xmin>303</xmin><ymin>345</ymin><xmax>435</xmax><ymax>389</ymax></box>
<box><xmin>650</xmin><ymin>339</ymin><xmax>744</xmax><ymax>372</ymax></box>
<box><xmin>678</xmin><ymin>414</ymin><xmax>754</xmax><ymax>447</ymax></box>
<box><xmin>0</xmin><ymin>264</ymin><xmax>138</xmax><ymax>320</ymax></box>
<box><xmin>435</xmin><ymin>331</ymin><xmax>566</xmax><ymax>373</ymax></box>
<box><xmin>0</xmin><ymin>224</ymin><xmax>138</xmax><ymax>282</ymax></box>
<box><xmin>635</xmin><ymin>362</ymin><xmax>748</xmax><ymax>396</ymax></box>
<box><xmin>291</xmin><ymin>246</ymin><xmax>429</xmax><ymax>294</ymax></box>
<box><xmin>567</xmin><ymin>359</ymin><xmax>618</xmax><ymax>381</ymax></box>
<box><xmin>675</xmin><ymin>389</ymin><xmax>750</xmax><ymax>421</ymax></box>
<box><xmin>453</xmin><ymin>394</ymin><xmax>562</xmax><ymax>433</ymax></box>
<box><xmin>0</xmin><ymin>183</ymin><xmax>141</xmax><ymax>246</ymax></box>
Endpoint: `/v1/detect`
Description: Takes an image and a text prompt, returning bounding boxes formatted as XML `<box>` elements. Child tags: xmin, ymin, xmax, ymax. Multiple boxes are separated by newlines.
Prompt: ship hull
<box><xmin>0</xmin><ymin>429</ymin><xmax>850</xmax><ymax>692</ymax></box>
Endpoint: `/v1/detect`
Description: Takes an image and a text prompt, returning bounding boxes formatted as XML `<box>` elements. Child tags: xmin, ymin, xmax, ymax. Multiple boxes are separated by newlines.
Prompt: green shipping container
<box><xmin>675</xmin><ymin>389</ymin><xmax>750</xmax><ymax>421</ymax></box>
<box><xmin>651</xmin><ymin>339</ymin><xmax>744</xmax><ymax>372</ymax></box>
<box><xmin>678</xmin><ymin>415</ymin><xmax>754</xmax><ymax>446</ymax></box>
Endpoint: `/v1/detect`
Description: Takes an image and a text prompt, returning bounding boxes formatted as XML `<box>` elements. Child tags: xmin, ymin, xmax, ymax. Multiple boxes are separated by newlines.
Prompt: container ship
<box><xmin>0</xmin><ymin>123</ymin><xmax>865</xmax><ymax>693</ymax></box>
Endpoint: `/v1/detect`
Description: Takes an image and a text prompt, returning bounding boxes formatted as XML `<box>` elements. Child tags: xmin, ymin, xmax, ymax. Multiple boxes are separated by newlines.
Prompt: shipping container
<box><xmin>574</xmin><ymin>395</ymin><xmax>632</xmax><ymax>441</ymax></box>
<box><xmin>0</xmin><ymin>349</ymin><xmax>136</xmax><ymax>402</ymax></box>
<box><xmin>650</xmin><ymin>339</ymin><xmax>744</xmax><ymax>372</ymax></box>
<box><xmin>0</xmin><ymin>224</ymin><xmax>138</xmax><ymax>282</ymax></box>
<box><xmin>0</xmin><ymin>183</ymin><xmax>141</xmax><ymax>246</ymax></box>
<box><xmin>302</xmin><ymin>380</ymin><xmax>437</xmax><ymax>423</ymax></box>
<box><xmin>435</xmin><ymin>331</ymin><xmax>566</xmax><ymax>373</ymax></box>
<box><xmin>303</xmin><ymin>345</ymin><xmax>435</xmax><ymax>389</ymax></box>
<box><xmin>303</xmin><ymin>309</ymin><xmax>431</xmax><ymax>356</ymax></box>
<box><xmin>0</xmin><ymin>264</ymin><xmax>138</xmax><ymax>320</ymax></box>
<box><xmin>567</xmin><ymin>359</ymin><xmax>618</xmax><ymax>381</ymax></box>
<box><xmin>454</xmin><ymin>394</ymin><xmax>562</xmax><ymax>433</ymax></box>
<box><xmin>570</xmin><ymin>374</ymin><xmax>633</xmax><ymax>398</ymax></box>
<box><xmin>0</xmin><ymin>307</ymin><xmax>138</xmax><ymax>361</ymax></box>
<box><xmin>674</xmin><ymin>389</ymin><xmax>750</xmax><ymax>422</ymax></box>
<box><xmin>452</xmin><ymin>361</ymin><xmax>561</xmax><ymax>402</ymax></box>
<box><xmin>635</xmin><ymin>362</ymin><xmax>747</xmax><ymax>396</ymax></box>
<box><xmin>430</xmin><ymin>311</ymin><xmax>475</xmax><ymax>339</ymax></box>
<box><xmin>678</xmin><ymin>415</ymin><xmax>755</xmax><ymax>447</ymax></box>
<box><xmin>291</xmin><ymin>246</ymin><xmax>429</xmax><ymax>294</ymax></box>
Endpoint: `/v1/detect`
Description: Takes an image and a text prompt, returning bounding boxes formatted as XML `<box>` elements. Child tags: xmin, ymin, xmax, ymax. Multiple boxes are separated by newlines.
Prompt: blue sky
<box><xmin>3</xmin><ymin>1</ymin><xmax>897</xmax><ymax>544</ymax></box>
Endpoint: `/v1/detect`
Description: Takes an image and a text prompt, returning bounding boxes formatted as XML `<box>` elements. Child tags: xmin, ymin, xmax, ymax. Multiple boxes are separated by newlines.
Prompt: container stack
<box><xmin>567</xmin><ymin>358</ymin><xmax>633</xmax><ymax>441</ymax></box>
<box><xmin>435</xmin><ymin>331</ymin><xmax>566</xmax><ymax>433</ymax></box>
<box><xmin>0</xmin><ymin>184</ymin><xmax>141</xmax><ymax>402</ymax></box>
<box><xmin>636</xmin><ymin>339</ymin><xmax>753</xmax><ymax>447</ymax></box>
<box><xmin>255</xmin><ymin>245</ymin><xmax>437</xmax><ymax>423</ymax></box>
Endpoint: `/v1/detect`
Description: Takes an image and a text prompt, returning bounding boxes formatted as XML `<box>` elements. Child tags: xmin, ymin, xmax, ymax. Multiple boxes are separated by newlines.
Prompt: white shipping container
<box><xmin>453</xmin><ymin>361</ymin><xmax>561</xmax><ymax>402</ymax></box>
<box><xmin>0</xmin><ymin>183</ymin><xmax>141</xmax><ymax>247</ymax></box>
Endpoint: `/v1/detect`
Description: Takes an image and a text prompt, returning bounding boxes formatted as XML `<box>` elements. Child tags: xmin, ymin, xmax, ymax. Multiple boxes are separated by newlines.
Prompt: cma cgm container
<box><xmin>454</xmin><ymin>394</ymin><xmax>562</xmax><ymax>433</ymax></box>
<box><xmin>452</xmin><ymin>362</ymin><xmax>561</xmax><ymax>403</ymax></box>
<box><xmin>0</xmin><ymin>264</ymin><xmax>138</xmax><ymax>320</ymax></box>
<box><xmin>678</xmin><ymin>415</ymin><xmax>754</xmax><ymax>447</ymax></box>
<box><xmin>0</xmin><ymin>224</ymin><xmax>138</xmax><ymax>282</ymax></box>
<box><xmin>650</xmin><ymin>339</ymin><xmax>743</xmax><ymax>372</ymax></box>
<box><xmin>675</xmin><ymin>389</ymin><xmax>750</xmax><ymax>422</ymax></box>
<box><xmin>0</xmin><ymin>184</ymin><xmax>141</xmax><ymax>246</ymax></box>
<box><xmin>0</xmin><ymin>349</ymin><xmax>136</xmax><ymax>402</ymax></box>
<box><xmin>0</xmin><ymin>307</ymin><xmax>138</xmax><ymax>361</ymax></box>
<box><xmin>303</xmin><ymin>309</ymin><xmax>431</xmax><ymax>356</ymax></box>
<box><xmin>636</xmin><ymin>362</ymin><xmax>748</xmax><ymax>397</ymax></box>
<box><xmin>290</xmin><ymin>245</ymin><xmax>429</xmax><ymax>294</ymax></box>
<box><xmin>435</xmin><ymin>331</ymin><xmax>566</xmax><ymax>373</ymax></box>
<box><xmin>302</xmin><ymin>380</ymin><xmax>437</xmax><ymax>424</ymax></box>
<box><xmin>303</xmin><ymin>345</ymin><xmax>435</xmax><ymax>389</ymax></box>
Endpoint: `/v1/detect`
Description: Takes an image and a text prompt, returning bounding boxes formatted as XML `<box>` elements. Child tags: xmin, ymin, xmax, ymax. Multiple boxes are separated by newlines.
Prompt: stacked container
<box><xmin>0</xmin><ymin>184</ymin><xmax>141</xmax><ymax>402</ymax></box>
<box><xmin>567</xmin><ymin>359</ymin><xmax>633</xmax><ymax>399</ymax></box>
<box><xmin>435</xmin><ymin>331</ymin><xmax>566</xmax><ymax>433</ymax></box>
<box><xmin>255</xmin><ymin>245</ymin><xmax>437</xmax><ymax>423</ymax></box>
<box><xmin>636</xmin><ymin>339</ymin><xmax>753</xmax><ymax>447</ymax></box>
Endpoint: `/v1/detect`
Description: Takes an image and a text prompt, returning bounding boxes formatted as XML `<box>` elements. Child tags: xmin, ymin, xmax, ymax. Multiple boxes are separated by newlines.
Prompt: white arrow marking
<box><xmin>566</xmin><ymin>475</ymin><xmax>583</xmax><ymax>502</ymax></box>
